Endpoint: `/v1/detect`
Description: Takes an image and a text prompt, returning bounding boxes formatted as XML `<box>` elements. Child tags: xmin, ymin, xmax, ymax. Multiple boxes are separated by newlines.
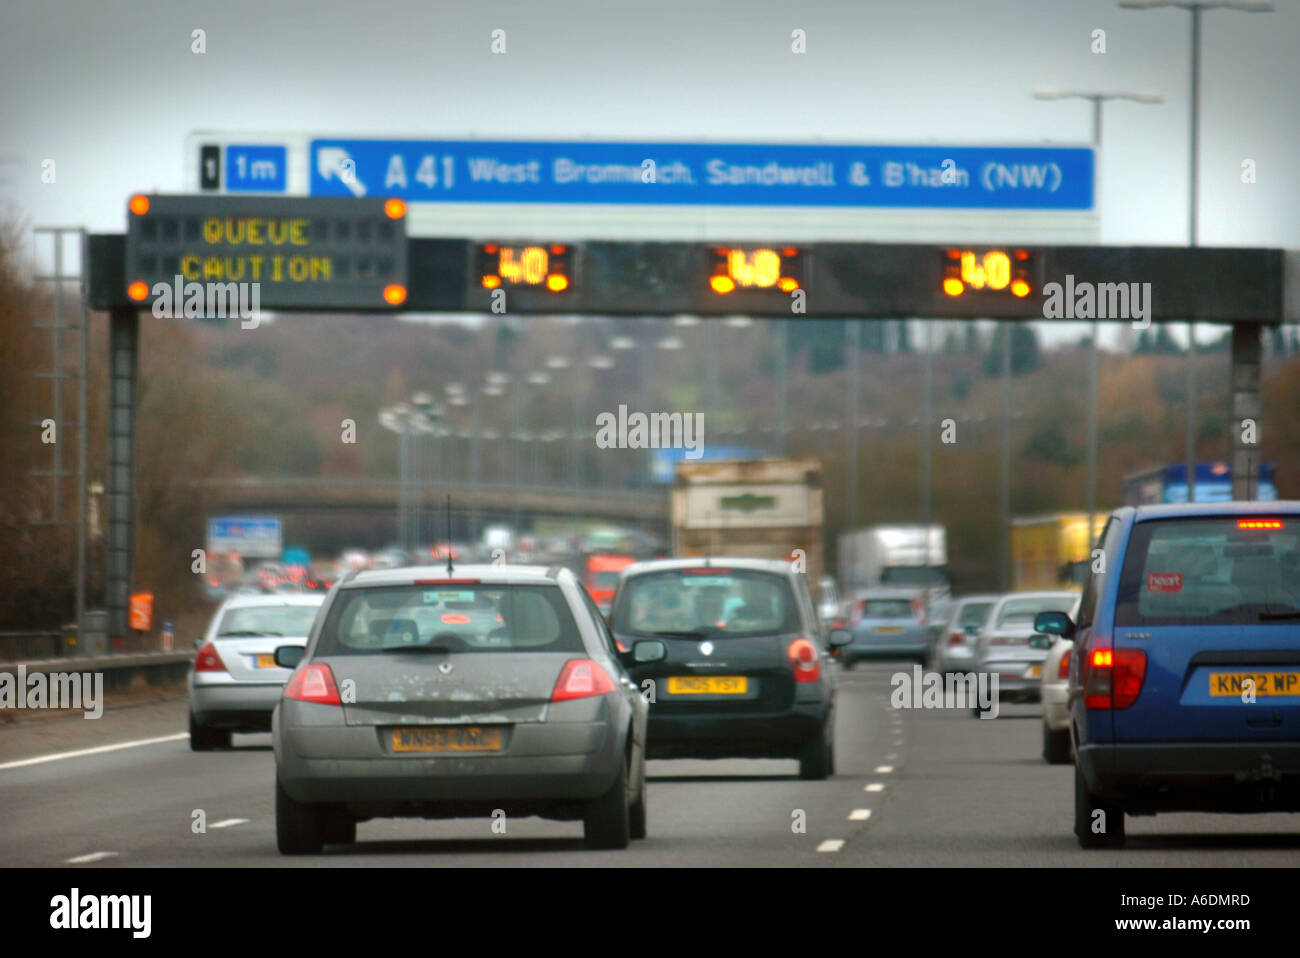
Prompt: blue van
<box><xmin>1035</xmin><ymin>503</ymin><xmax>1300</xmax><ymax>848</ymax></box>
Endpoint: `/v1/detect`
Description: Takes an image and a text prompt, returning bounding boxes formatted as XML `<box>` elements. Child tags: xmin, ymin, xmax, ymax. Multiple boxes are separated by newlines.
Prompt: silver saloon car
<box><xmin>271</xmin><ymin>564</ymin><xmax>658</xmax><ymax>853</ymax></box>
<box><xmin>189</xmin><ymin>593</ymin><xmax>325</xmax><ymax>750</ymax></box>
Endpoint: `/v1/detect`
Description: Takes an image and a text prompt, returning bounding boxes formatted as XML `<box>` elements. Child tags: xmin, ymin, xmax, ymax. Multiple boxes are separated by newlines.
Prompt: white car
<box><xmin>188</xmin><ymin>593</ymin><xmax>325</xmax><ymax>750</ymax></box>
<box><xmin>972</xmin><ymin>590</ymin><xmax>1079</xmax><ymax>715</ymax></box>
<box><xmin>1035</xmin><ymin>596</ymin><xmax>1082</xmax><ymax>764</ymax></box>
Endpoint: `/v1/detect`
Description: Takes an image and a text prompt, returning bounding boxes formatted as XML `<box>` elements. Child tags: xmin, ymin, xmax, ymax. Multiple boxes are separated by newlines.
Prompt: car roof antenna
<box><xmin>446</xmin><ymin>494</ymin><xmax>454</xmax><ymax>575</ymax></box>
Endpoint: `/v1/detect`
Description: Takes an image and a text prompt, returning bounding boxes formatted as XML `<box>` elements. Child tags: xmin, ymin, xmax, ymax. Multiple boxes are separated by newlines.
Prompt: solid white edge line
<box><xmin>0</xmin><ymin>732</ymin><xmax>189</xmax><ymax>771</ymax></box>
<box><xmin>816</xmin><ymin>839</ymin><xmax>845</xmax><ymax>853</ymax></box>
<box><xmin>66</xmin><ymin>851</ymin><xmax>119</xmax><ymax>864</ymax></box>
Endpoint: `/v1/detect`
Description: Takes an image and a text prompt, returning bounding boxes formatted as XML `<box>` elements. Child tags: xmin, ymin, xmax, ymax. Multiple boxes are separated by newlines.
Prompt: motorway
<box><xmin>3</xmin><ymin>664</ymin><xmax>1297</xmax><ymax>868</ymax></box>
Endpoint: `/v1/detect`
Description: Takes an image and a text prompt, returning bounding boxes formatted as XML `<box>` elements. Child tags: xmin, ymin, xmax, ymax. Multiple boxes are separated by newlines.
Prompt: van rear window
<box><xmin>1115</xmin><ymin>518</ymin><xmax>1300</xmax><ymax>625</ymax></box>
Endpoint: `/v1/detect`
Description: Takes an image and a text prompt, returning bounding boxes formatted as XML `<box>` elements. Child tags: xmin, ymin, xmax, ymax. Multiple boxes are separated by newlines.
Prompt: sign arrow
<box><xmin>317</xmin><ymin>146</ymin><xmax>366</xmax><ymax>197</ymax></box>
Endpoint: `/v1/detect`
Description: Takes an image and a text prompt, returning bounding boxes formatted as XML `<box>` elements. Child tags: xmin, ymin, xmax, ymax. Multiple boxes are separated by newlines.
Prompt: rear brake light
<box><xmin>551</xmin><ymin>659</ymin><xmax>616</xmax><ymax>702</ymax></box>
<box><xmin>788</xmin><ymin>637</ymin><xmax>821</xmax><ymax>683</ymax></box>
<box><xmin>1083</xmin><ymin>648</ymin><xmax>1145</xmax><ymax>710</ymax></box>
<box><xmin>283</xmin><ymin>663</ymin><xmax>342</xmax><ymax>705</ymax></box>
<box><xmin>1057</xmin><ymin>651</ymin><xmax>1071</xmax><ymax>679</ymax></box>
<box><xmin>1238</xmin><ymin>519</ymin><xmax>1282</xmax><ymax>529</ymax></box>
<box><xmin>682</xmin><ymin>568</ymin><xmax>731</xmax><ymax>574</ymax></box>
<box><xmin>829</xmin><ymin>619</ymin><xmax>845</xmax><ymax>630</ymax></box>
<box><xmin>848</xmin><ymin>603</ymin><xmax>863</xmax><ymax>627</ymax></box>
<box><xmin>194</xmin><ymin>642</ymin><xmax>227</xmax><ymax>673</ymax></box>
<box><xmin>947</xmin><ymin>631</ymin><xmax>965</xmax><ymax>647</ymax></box>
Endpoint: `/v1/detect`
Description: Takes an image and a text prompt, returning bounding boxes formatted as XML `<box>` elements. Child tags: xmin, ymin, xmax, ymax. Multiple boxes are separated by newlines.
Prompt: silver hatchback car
<box><xmin>189</xmin><ymin>593</ymin><xmax>325</xmax><ymax>750</ymax></box>
<box><xmin>271</xmin><ymin>564</ymin><xmax>659</xmax><ymax>853</ymax></box>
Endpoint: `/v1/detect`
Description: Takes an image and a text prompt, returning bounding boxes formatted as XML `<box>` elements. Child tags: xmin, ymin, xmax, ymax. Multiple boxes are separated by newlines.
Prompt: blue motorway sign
<box><xmin>207</xmin><ymin>515</ymin><xmax>283</xmax><ymax>558</ymax></box>
<box><xmin>225</xmin><ymin>144</ymin><xmax>287</xmax><ymax>193</ymax></box>
<box><xmin>310</xmin><ymin>140</ymin><xmax>1093</xmax><ymax>210</ymax></box>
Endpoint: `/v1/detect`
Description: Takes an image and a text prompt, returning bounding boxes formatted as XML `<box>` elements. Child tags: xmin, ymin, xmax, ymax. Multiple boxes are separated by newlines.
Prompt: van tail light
<box><xmin>551</xmin><ymin>659</ymin><xmax>616</xmax><ymax>702</ymax></box>
<box><xmin>947</xmin><ymin>630</ymin><xmax>966</xmax><ymax>647</ymax></box>
<box><xmin>194</xmin><ymin>642</ymin><xmax>227</xmax><ymax>673</ymax></box>
<box><xmin>828</xmin><ymin>619</ymin><xmax>846</xmax><ymax>631</ymax></box>
<box><xmin>283</xmin><ymin>663</ymin><xmax>342</xmax><ymax>706</ymax></box>
<box><xmin>1083</xmin><ymin>648</ymin><xmax>1146</xmax><ymax>709</ymax></box>
<box><xmin>1057</xmin><ymin>650</ymin><xmax>1071</xmax><ymax>680</ymax></box>
<box><xmin>788</xmin><ymin>638</ymin><xmax>821</xmax><ymax>683</ymax></box>
<box><xmin>911</xmin><ymin>598</ymin><xmax>926</xmax><ymax>626</ymax></box>
<box><xmin>848</xmin><ymin>603</ymin><xmax>863</xmax><ymax>627</ymax></box>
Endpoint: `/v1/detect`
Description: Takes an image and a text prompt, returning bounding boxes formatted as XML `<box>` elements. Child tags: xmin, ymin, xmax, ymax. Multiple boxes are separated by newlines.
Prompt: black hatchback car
<box><xmin>608</xmin><ymin>558</ymin><xmax>851</xmax><ymax>779</ymax></box>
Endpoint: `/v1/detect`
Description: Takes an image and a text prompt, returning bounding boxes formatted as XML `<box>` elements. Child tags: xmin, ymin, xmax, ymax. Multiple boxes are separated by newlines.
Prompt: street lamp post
<box><xmin>1119</xmin><ymin>0</ymin><xmax>1274</xmax><ymax>503</ymax></box>
<box><xmin>1032</xmin><ymin>88</ymin><xmax>1164</xmax><ymax>542</ymax></box>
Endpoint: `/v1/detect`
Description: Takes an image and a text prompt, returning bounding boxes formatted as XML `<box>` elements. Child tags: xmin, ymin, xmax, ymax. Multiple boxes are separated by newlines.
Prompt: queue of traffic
<box><xmin>184</xmin><ymin>500</ymin><xmax>1300</xmax><ymax>854</ymax></box>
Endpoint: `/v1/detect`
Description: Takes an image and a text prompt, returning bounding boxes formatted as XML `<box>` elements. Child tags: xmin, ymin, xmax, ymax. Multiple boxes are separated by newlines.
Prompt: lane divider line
<box><xmin>816</xmin><ymin>839</ymin><xmax>845</xmax><ymax>853</ymax></box>
<box><xmin>0</xmin><ymin>732</ymin><xmax>189</xmax><ymax>771</ymax></box>
<box><xmin>848</xmin><ymin>809</ymin><xmax>872</xmax><ymax>821</ymax></box>
<box><xmin>874</xmin><ymin>765</ymin><xmax>894</xmax><ymax>774</ymax></box>
<box><xmin>210</xmin><ymin>818</ymin><xmax>249</xmax><ymax>829</ymax></box>
<box><xmin>66</xmin><ymin>851</ymin><xmax>119</xmax><ymax>864</ymax></box>
<box><xmin>864</xmin><ymin>783</ymin><xmax>885</xmax><ymax>792</ymax></box>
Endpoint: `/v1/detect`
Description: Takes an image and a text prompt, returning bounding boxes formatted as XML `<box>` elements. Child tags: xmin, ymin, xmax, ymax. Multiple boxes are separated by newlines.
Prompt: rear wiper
<box><xmin>1258</xmin><ymin>611</ymin><xmax>1300</xmax><ymax>621</ymax></box>
<box><xmin>218</xmin><ymin>630</ymin><xmax>281</xmax><ymax>637</ymax></box>
<box><xmin>377</xmin><ymin>643</ymin><xmax>452</xmax><ymax>653</ymax></box>
<box><xmin>646</xmin><ymin>628</ymin><xmax>718</xmax><ymax>639</ymax></box>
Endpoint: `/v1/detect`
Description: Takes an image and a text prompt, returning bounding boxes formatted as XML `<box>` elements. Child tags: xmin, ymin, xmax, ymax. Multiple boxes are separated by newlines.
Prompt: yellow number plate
<box><xmin>875</xmin><ymin>626</ymin><xmax>904</xmax><ymax>634</ymax></box>
<box><xmin>391</xmin><ymin>726</ymin><xmax>503</xmax><ymax>752</ymax></box>
<box><xmin>667</xmin><ymin>676</ymin><xmax>748</xmax><ymax>695</ymax></box>
<box><xmin>256</xmin><ymin>653</ymin><xmax>277</xmax><ymax>668</ymax></box>
<box><xmin>1025</xmin><ymin>664</ymin><xmax>1042</xmax><ymax>678</ymax></box>
<box><xmin>1209</xmin><ymin>672</ymin><xmax>1300</xmax><ymax>697</ymax></box>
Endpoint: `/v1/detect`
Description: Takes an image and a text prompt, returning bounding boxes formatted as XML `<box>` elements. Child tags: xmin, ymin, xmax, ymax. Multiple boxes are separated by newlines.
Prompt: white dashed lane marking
<box><xmin>875</xmin><ymin>765</ymin><xmax>894</xmax><ymax>774</ymax></box>
<box><xmin>864</xmin><ymin>783</ymin><xmax>885</xmax><ymax>792</ymax></box>
<box><xmin>816</xmin><ymin>839</ymin><xmax>845</xmax><ymax>853</ymax></box>
<box><xmin>210</xmin><ymin>818</ymin><xmax>249</xmax><ymax>829</ymax></box>
<box><xmin>848</xmin><ymin>809</ymin><xmax>872</xmax><ymax>821</ymax></box>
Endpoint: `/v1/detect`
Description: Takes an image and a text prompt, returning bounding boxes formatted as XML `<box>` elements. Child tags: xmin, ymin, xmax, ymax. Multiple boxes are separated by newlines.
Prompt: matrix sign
<box><xmin>125</xmin><ymin>195</ymin><xmax>409</xmax><ymax>311</ymax></box>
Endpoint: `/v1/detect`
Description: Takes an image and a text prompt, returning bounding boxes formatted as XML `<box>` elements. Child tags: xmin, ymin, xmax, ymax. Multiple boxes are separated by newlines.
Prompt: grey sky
<box><xmin>2</xmin><ymin>0</ymin><xmax>1296</xmax><ymax>346</ymax></box>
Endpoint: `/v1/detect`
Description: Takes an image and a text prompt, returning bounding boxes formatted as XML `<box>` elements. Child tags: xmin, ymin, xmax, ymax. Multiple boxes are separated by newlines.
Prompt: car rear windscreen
<box><xmin>613</xmin><ymin>569</ymin><xmax>799</xmax><ymax>638</ymax></box>
<box><xmin>995</xmin><ymin>595</ymin><xmax>1076</xmax><ymax>629</ymax></box>
<box><xmin>314</xmin><ymin>584</ymin><xmax>586</xmax><ymax>654</ymax></box>
<box><xmin>216</xmin><ymin>604</ymin><xmax>322</xmax><ymax>637</ymax></box>
<box><xmin>1116</xmin><ymin>517</ymin><xmax>1300</xmax><ymax>625</ymax></box>
<box><xmin>956</xmin><ymin>601</ymin><xmax>994</xmax><ymax>629</ymax></box>
<box><xmin>860</xmin><ymin>599</ymin><xmax>915</xmax><ymax>619</ymax></box>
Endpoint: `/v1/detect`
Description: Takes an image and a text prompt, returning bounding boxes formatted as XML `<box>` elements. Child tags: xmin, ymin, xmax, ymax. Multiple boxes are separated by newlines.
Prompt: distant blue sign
<box><xmin>225</xmin><ymin>145</ymin><xmax>287</xmax><ymax>193</ymax></box>
<box><xmin>652</xmin><ymin>446</ymin><xmax>767</xmax><ymax>484</ymax></box>
<box><xmin>310</xmin><ymin>140</ymin><xmax>1093</xmax><ymax>210</ymax></box>
<box><xmin>207</xmin><ymin>515</ymin><xmax>283</xmax><ymax>558</ymax></box>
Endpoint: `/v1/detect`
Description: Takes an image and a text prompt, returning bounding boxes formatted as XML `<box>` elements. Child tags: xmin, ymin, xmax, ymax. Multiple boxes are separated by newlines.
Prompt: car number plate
<box><xmin>1209</xmin><ymin>672</ymin><xmax>1300</xmax><ymax>697</ymax></box>
<box><xmin>667</xmin><ymin>676</ymin><xmax>748</xmax><ymax>694</ymax></box>
<box><xmin>256</xmin><ymin>653</ymin><xmax>277</xmax><ymax>669</ymax></box>
<box><xmin>1025</xmin><ymin>664</ymin><xmax>1042</xmax><ymax>678</ymax></box>
<box><xmin>391</xmin><ymin>726</ymin><xmax>503</xmax><ymax>752</ymax></box>
<box><xmin>875</xmin><ymin>626</ymin><xmax>904</xmax><ymax>634</ymax></box>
